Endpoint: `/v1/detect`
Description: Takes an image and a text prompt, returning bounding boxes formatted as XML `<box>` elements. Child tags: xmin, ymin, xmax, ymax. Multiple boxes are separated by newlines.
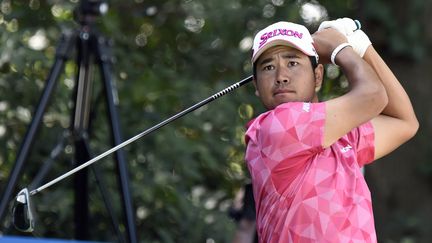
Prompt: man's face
<box><xmin>254</xmin><ymin>45</ymin><xmax>322</xmax><ymax>110</ymax></box>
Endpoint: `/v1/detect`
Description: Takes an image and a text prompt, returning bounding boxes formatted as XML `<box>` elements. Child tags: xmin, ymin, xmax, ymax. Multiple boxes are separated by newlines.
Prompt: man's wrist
<box><xmin>347</xmin><ymin>30</ymin><xmax>372</xmax><ymax>57</ymax></box>
<box><xmin>318</xmin><ymin>18</ymin><xmax>372</xmax><ymax>58</ymax></box>
<box><xmin>331</xmin><ymin>43</ymin><xmax>352</xmax><ymax>65</ymax></box>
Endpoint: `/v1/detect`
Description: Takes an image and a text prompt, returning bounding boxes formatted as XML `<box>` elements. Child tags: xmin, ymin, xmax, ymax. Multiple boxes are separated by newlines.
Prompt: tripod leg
<box><xmin>73</xmin><ymin>137</ymin><xmax>126</xmax><ymax>243</ymax></box>
<box><xmin>0</xmin><ymin>31</ymin><xmax>76</xmax><ymax>225</ymax></box>
<box><xmin>87</xmin><ymin>146</ymin><xmax>127</xmax><ymax>243</ymax></box>
<box><xmin>28</xmin><ymin>131</ymin><xmax>69</xmax><ymax>191</ymax></box>
<box><xmin>71</xmin><ymin>25</ymin><xmax>94</xmax><ymax>240</ymax></box>
<box><xmin>71</xmin><ymin>26</ymin><xmax>132</xmax><ymax>241</ymax></box>
<box><xmin>73</xmin><ymin>137</ymin><xmax>90</xmax><ymax>240</ymax></box>
<box><xmin>96</xmin><ymin>36</ymin><xmax>138</xmax><ymax>243</ymax></box>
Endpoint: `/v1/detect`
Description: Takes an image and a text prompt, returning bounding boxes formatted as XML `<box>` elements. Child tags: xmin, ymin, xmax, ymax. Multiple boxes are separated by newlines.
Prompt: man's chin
<box><xmin>266</xmin><ymin>100</ymin><xmax>292</xmax><ymax>110</ymax></box>
<box><xmin>264</xmin><ymin>96</ymin><xmax>316</xmax><ymax>110</ymax></box>
<box><xmin>275</xmin><ymin>98</ymin><xmax>297</xmax><ymax>105</ymax></box>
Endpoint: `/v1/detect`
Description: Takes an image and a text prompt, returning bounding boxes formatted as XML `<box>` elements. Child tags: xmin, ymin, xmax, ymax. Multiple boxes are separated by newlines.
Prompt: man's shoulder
<box><xmin>245</xmin><ymin>102</ymin><xmax>326</xmax><ymax>146</ymax></box>
<box><xmin>246</xmin><ymin>102</ymin><xmax>326</xmax><ymax>131</ymax></box>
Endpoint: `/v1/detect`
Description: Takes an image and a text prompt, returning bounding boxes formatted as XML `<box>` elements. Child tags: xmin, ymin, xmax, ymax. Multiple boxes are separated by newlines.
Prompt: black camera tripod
<box><xmin>0</xmin><ymin>1</ymin><xmax>137</xmax><ymax>242</ymax></box>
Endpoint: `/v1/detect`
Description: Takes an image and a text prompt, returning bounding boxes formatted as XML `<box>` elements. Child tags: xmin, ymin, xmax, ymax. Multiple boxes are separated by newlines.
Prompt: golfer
<box><xmin>244</xmin><ymin>19</ymin><xmax>418</xmax><ymax>242</ymax></box>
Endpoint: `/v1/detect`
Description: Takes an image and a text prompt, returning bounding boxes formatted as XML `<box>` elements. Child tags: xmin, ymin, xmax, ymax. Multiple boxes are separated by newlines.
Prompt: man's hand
<box><xmin>312</xmin><ymin>28</ymin><xmax>348</xmax><ymax>64</ymax></box>
<box><xmin>318</xmin><ymin>17</ymin><xmax>360</xmax><ymax>36</ymax></box>
<box><xmin>318</xmin><ymin>17</ymin><xmax>372</xmax><ymax>57</ymax></box>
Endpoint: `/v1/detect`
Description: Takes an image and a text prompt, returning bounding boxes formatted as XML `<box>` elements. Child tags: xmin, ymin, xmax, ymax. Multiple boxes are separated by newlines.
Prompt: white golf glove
<box><xmin>318</xmin><ymin>17</ymin><xmax>372</xmax><ymax>57</ymax></box>
<box><xmin>347</xmin><ymin>29</ymin><xmax>371</xmax><ymax>57</ymax></box>
<box><xmin>318</xmin><ymin>17</ymin><xmax>360</xmax><ymax>36</ymax></box>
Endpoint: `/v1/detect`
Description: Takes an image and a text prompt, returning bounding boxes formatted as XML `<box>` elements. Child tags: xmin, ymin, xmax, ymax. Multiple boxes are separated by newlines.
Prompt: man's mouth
<box><xmin>274</xmin><ymin>89</ymin><xmax>295</xmax><ymax>96</ymax></box>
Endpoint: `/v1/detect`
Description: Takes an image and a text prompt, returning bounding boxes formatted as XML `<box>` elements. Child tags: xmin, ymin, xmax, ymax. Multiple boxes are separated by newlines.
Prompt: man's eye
<box><xmin>288</xmin><ymin>61</ymin><xmax>298</xmax><ymax>67</ymax></box>
<box><xmin>263</xmin><ymin>65</ymin><xmax>274</xmax><ymax>71</ymax></box>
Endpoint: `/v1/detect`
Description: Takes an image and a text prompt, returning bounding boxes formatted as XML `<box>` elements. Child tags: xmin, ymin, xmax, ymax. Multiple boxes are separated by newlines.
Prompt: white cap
<box><xmin>251</xmin><ymin>21</ymin><xmax>318</xmax><ymax>64</ymax></box>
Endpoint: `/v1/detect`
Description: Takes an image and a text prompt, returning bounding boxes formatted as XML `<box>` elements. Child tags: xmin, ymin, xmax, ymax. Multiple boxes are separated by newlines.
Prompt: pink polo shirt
<box><xmin>245</xmin><ymin>102</ymin><xmax>377</xmax><ymax>243</ymax></box>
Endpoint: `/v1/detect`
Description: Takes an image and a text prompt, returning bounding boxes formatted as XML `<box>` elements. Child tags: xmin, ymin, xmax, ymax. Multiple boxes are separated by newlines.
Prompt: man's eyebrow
<box><xmin>257</xmin><ymin>57</ymin><xmax>274</xmax><ymax>66</ymax></box>
<box><xmin>258</xmin><ymin>52</ymin><xmax>302</xmax><ymax>66</ymax></box>
<box><xmin>281</xmin><ymin>53</ymin><xmax>301</xmax><ymax>59</ymax></box>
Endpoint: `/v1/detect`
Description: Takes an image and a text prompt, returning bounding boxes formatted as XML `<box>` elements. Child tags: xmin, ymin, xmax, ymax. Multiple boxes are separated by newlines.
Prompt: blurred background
<box><xmin>0</xmin><ymin>0</ymin><xmax>431</xmax><ymax>242</ymax></box>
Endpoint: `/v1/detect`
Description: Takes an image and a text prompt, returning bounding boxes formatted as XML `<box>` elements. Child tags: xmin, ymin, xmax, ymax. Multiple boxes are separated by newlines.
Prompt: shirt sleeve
<box><xmin>347</xmin><ymin>121</ymin><xmax>375</xmax><ymax>167</ymax></box>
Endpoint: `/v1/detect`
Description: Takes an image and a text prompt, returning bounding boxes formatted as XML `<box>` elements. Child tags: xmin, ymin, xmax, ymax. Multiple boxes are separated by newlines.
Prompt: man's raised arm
<box><xmin>312</xmin><ymin>28</ymin><xmax>388</xmax><ymax>148</ymax></box>
<box><xmin>364</xmin><ymin>46</ymin><xmax>419</xmax><ymax>159</ymax></box>
<box><xmin>317</xmin><ymin>17</ymin><xmax>419</xmax><ymax>158</ymax></box>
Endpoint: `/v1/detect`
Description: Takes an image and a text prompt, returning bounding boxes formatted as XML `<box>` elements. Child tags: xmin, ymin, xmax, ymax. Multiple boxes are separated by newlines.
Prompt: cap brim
<box><xmin>252</xmin><ymin>39</ymin><xmax>315</xmax><ymax>64</ymax></box>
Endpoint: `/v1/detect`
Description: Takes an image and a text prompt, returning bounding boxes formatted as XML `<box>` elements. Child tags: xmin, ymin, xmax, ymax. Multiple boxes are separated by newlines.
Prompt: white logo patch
<box><xmin>302</xmin><ymin>102</ymin><xmax>311</xmax><ymax>112</ymax></box>
<box><xmin>341</xmin><ymin>144</ymin><xmax>352</xmax><ymax>153</ymax></box>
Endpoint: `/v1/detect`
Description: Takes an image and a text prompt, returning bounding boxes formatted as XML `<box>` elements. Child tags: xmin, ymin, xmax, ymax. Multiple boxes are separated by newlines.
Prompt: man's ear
<box><xmin>253</xmin><ymin>78</ymin><xmax>260</xmax><ymax>97</ymax></box>
<box><xmin>314</xmin><ymin>64</ymin><xmax>324</xmax><ymax>93</ymax></box>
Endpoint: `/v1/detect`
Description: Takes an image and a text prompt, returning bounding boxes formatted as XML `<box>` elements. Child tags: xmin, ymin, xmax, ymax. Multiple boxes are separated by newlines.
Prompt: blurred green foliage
<box><xmin>0</xmin><ymin>0</ymin><xmax>428</xmax><ymax>242</ymax></box>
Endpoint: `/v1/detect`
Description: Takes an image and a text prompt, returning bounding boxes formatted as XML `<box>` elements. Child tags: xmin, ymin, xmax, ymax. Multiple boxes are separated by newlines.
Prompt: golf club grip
<box><xmin>354</xmin><ymin>20</ymin><xmax>361</xmax><ymax>30</ymax></box>
<box><xmin>30</xmin><ymin>75</ymin><xmax>253</xmax><ymax>195</ymax></box>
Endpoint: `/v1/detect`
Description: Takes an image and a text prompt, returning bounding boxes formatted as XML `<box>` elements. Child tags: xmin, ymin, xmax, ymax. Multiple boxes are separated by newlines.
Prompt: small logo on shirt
<box><xmin>302</xmin><ymin>102</ymin><xmax>311</xmax><ymax>112</ymax></box>
<box><xmin>341</xmin><ymin>144</ymin><xmax>352</xmax><ymax>153</ymax></box>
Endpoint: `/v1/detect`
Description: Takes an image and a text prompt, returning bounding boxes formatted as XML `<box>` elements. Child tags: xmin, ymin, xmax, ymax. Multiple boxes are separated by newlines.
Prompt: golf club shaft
<box><xmin>30</xmin><ymin>75</ymin><xmax>253</xmax><ymax>196</ymax></box>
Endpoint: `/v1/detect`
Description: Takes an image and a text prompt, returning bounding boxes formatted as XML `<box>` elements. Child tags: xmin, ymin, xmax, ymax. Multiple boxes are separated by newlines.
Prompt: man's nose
<box><xmin>276</xmin><ymin>67</ymin><xmax>290</xmax><ymax>84</ymax></box>
<box><xmin>276</xmin><ymin>79</ymin><xmax>289</xmax><ymax>84</ymax></box>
